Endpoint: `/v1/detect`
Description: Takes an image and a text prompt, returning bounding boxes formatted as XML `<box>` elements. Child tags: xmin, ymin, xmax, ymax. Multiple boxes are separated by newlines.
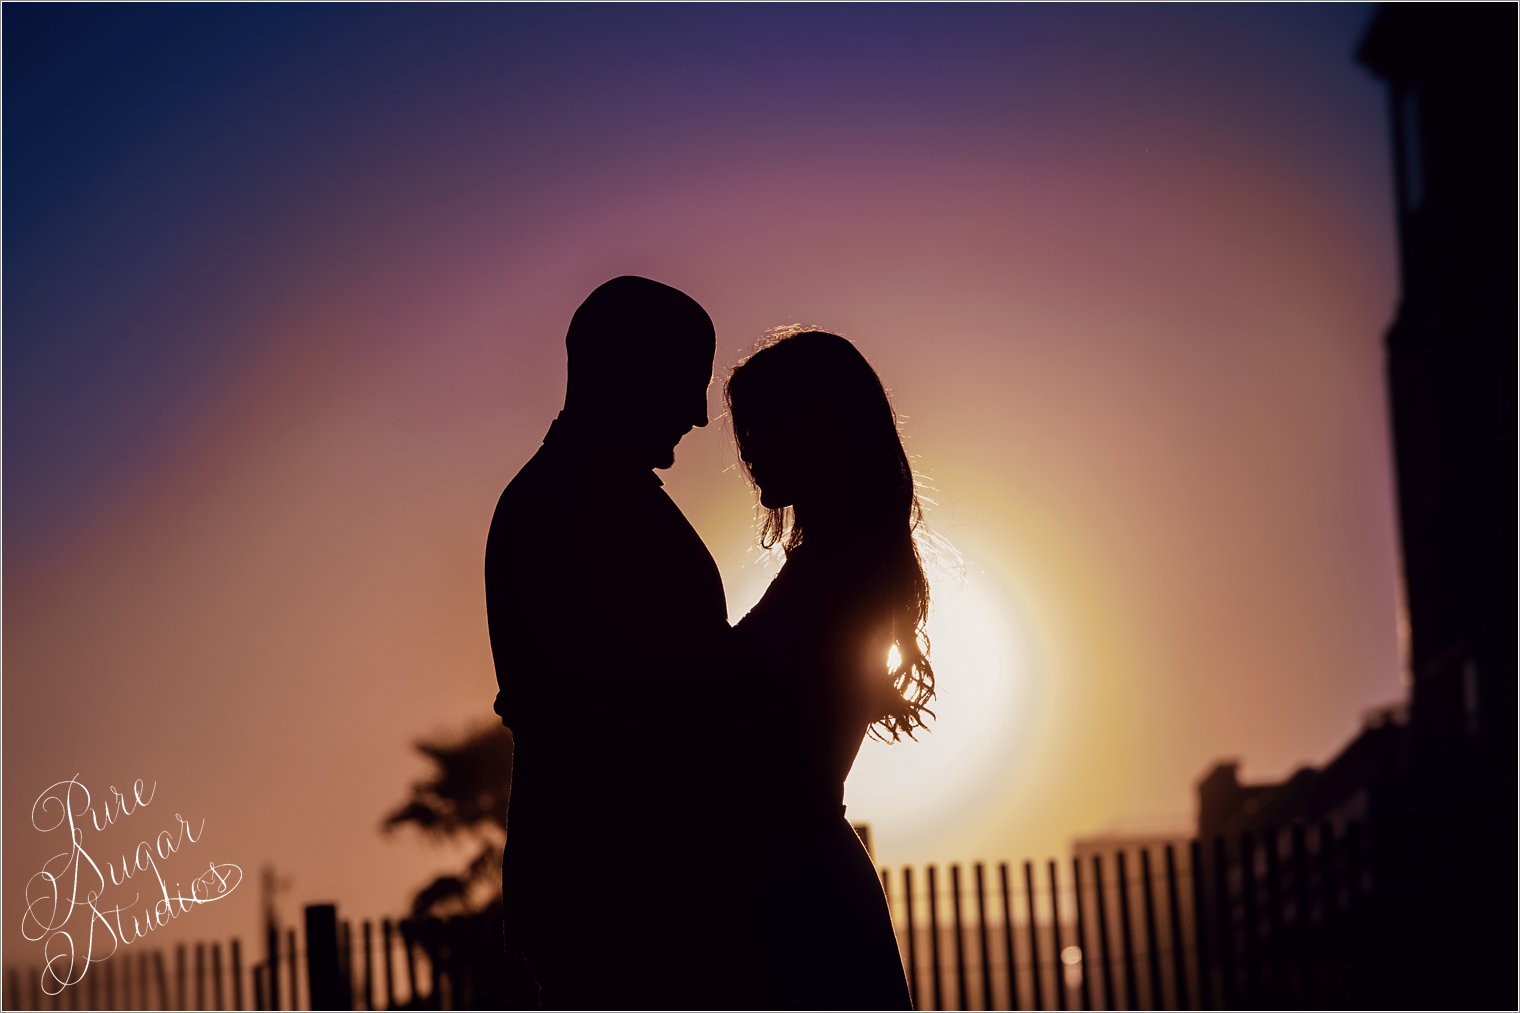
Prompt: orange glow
<box><xmin>845</xmin><ymin>563</ymin><xmax>1036</xmax><ymax>853</ymax></box>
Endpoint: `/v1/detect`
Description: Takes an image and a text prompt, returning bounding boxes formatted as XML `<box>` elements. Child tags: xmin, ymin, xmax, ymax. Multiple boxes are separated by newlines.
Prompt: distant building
<box><xmin>1190</xmin><ymin>7</ymin><xmax>1515</xmax><ymax>1006</ymax></box>
<box><xmin>1194</xmin><ymin>0</ymin><xmax>1515</xmax><ymax>844</ymax></box>
<box><xmin>1195</xmin><ymin>703</ymin><xmax>1409</xmax><ymax>842</ymax></box>
<box><xmin>1359</xmin><ymin>2</ymin><xmax>1516</xmax><ymax>774</ymax></box>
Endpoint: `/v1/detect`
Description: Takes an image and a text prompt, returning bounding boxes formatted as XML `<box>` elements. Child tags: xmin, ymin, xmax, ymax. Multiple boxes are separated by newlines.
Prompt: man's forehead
<box><xmin>650</xmin><ymin>336</ymin><xmax>714</xmax><ymax>365</ymax></box>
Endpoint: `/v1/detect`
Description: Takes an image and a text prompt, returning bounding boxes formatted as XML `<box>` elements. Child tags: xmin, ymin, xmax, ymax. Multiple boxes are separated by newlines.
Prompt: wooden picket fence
<box><xmin>880</xmin><ymin>820</ymin><xmax>1392</xmax><ymax>1010</ymax></box>
<box><xmin>3</xmin><ymin>909</ymin><xmax>459</xmax><ymax>1012</ymax></box>
<box><xmin>4</xmin><ymin>819</ymin><xmax>1427</xmax><ymax>1010</ymax></box>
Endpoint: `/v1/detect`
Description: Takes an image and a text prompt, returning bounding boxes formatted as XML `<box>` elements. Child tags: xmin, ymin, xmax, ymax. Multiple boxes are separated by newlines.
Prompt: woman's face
<box><xmin>735</xmin><ymin>400</ymin><xmax>817</xmax><ymax>510</ymax></box>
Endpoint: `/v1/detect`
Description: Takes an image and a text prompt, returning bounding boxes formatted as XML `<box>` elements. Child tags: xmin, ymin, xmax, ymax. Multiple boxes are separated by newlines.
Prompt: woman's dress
<box><xmin>732</xmin><ymin>537</ymin><xmax>914</xmax><ymax>1009</ymax></box>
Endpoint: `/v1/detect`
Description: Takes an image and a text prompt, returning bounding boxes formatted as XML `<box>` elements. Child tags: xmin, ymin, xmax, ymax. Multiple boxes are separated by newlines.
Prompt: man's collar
<box><xmin>542</xmin><ymin>412</ymin><xmax>664</xmax><ymax>487</ymax></box>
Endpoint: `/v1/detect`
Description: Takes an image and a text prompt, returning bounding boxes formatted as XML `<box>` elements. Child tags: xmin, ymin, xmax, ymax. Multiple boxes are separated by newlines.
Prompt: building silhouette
<box><xmin>1192</xmin><ymin>6</ymin><xmax>1516</xmax><ymax>1006</ymax></box>
<box><xmin>1196</xmin><ymin>701</ymin><xmax>1410</xmax><ymax>842</ymax></box>
<box><xmin>1362</xmin><ymin>2</ymin><xmax>1517</xmax><ymax>777</ymax></box>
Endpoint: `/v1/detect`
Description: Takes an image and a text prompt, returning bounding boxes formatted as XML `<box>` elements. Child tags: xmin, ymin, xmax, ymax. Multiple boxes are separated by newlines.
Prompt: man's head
<box><xmin>563</xmin><ymin>276</ymin><xmax>716</xmax><ymax>469</ymax></box>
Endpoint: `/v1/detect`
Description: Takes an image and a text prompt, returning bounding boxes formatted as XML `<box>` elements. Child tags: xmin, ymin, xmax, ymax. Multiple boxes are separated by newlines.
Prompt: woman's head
<box><xmin>725</xmin><ymin>329</ymin><xmax>915</xmax><ymax>535</ymax></box>
<box><xmin>725</xmin><ymin>327</ymin><xmax>935</xmax><ymax>739</ymax></box>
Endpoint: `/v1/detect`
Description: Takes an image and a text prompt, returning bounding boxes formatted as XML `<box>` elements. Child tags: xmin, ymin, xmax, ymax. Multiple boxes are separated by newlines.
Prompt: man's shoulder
<box><xmin>485</xmin><ymin>444</ymin><xmax>607</xmax><ymax>564</ymax></box>
<box><xmin>492</xmin><ymin>445</ymin><xmax>581</xmax><ymax>518</ymax></box>
<box><xmin>492</xmin><ymin>448</ymin><xmax>548</xmax><ymax>512</ymax></box>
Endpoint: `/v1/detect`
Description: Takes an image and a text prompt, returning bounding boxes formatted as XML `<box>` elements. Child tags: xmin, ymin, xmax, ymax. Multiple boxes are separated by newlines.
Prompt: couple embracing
<box><xmin>485</xmin><ymin>276</ymin><xmax>934</xmax><ymax>1010</ymax></box>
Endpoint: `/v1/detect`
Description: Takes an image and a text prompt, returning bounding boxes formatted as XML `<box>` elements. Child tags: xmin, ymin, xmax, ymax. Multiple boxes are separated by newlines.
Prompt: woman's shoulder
<box><xmin>753</xmin><ymin>538</ymin><xmax>892</xmax><ymax>622</ymax></box>
<box><xmin>797</xmin><ymin>535</ymin><xmax>893</xmax><ymax>585</ymax></box>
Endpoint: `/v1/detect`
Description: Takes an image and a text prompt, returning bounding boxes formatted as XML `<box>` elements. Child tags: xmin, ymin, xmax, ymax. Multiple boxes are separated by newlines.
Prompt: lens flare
<box><xmin>847</xmin><ymin>564</ymin><xmax>1036</xmax><ymax>852</ymax></box>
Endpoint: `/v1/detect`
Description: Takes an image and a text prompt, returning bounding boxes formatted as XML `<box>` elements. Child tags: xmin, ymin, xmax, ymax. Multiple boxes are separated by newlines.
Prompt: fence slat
<box><xmin>113</xmin><ymin>952</ymin><xmax>127</xmax><ymax>1013</ymax></box>
<box><xmin>285</xmin><ymin>928</ymin><xmax>300</xmax><ymax>1011</ymax></box>
<box><xmin>1047</xmin><ymin>860</ymin><xmax>1066</xmax><ymax>1011</ymax></box>
<box><xmin>902</xmin><ymin>868</ymin><xmax>920</xmax><ymax>1010</ymax></box>
<box><xmin>195</xmin><ymin>942</ymin><xmax>206</xmax><ymax>1011</ymax></box>
<box><xmin>173</xmin><ymin>944</ymin><xmax>186</xmax><ymax>1011</ymax></box>
<box><xmin>307</xmin><ymin>904</ymin><xmax>344</xmax><ymax>1011</ymax></box>
<box><xmin>266</xmin><ymin>921</ymin><xmax>282</xmax><ymax>1013</ymax></box>
<box><xmin>232</xmin><ymin>939</ymin><xmax>246</xmax><ymax>1012</ymax></box>
<box><xmin>1317</xmin><ymin>821</ymin><xmax>1341</xmax><ymax>1005</ymax></box>
<box><xmin>1264</xmin><ymin>829</ymin><xmax>1287</xmax><ymax>1006</ymax></box>
<box><xmin>1139</xmin><ymin>848</ymin><xmax>1163</xmax><ymax>1009</ymax></box>
<box><xmin>1189</xmin><ymin>840</ymin><xmax>1212</xmax><ymax>1009</ymax></box>
<box><xmin>362</xmin><ymin>919</ymin><xmax>376</xmax><ymax>1011</ymax></box>
<box><xmin>975</xmin><ymin>864</ymin><xmax>994</xmax><ymax>1011</ymax></box>
<box><xmin>401</xmin><ymin>919</ymin><xmax>421</xmax><ymax>1008</ymax></box>
<box><xmin>80</xmin><ymin>949</ymin><xmax>96</xmax><ymax>1003</ymax></box>
<box><xmin>340</xmin><ymin>919</ymin><xmax>354</xmax><ymax>1011</ymax></box>
<box><xmin>1116</xmin><ymin>850</ymin><xmax>1139</xmax><ymax>1010</ymax></box>
<box><xmin>1289</xmin><ymin>825</ymin><xmax>1312</xmax><ymax>1006</ymax></box>
<box><xmin>951</xmin><ymin>864</ymin><xmax>969</xmax><ymax>1010</ymax></box>
<box><xmin>1345</xmin><ymin>822</ymin><xmax>1369</xmax><ymax>1007</ymax></box>
<box><xmin>1023</xmin><ymin>861</ymin><xmax>1043</xmax><ymax>1011</ymax></box>
<box><xmin>1071</xmin><ymin>857</ymin><xmax>1092</xmax><ymax>1011</ymax></box>
<box><xmin>1364</xmin><ymin>820</ymin><xmax>1397</xmax><ymax>1004</ymax></box>
<box><xmin>149</xmin><ymin>951</ymin><xmax>167</xmax><ymax>1012</ymax></box>
<box><xmin>1091</xmin><ymin>856</ymin><xmax>1116</xmax><ymax>1013</ymax></box>
<box><xmin>927</xmin><ymin>865</ymin><xmax>944</xmax><ymax>1012</ymax></box>
<box><xmin>419</xmin><ymin>919</ymin><xmax>437</xmax><ymax>1004</ymax></box>
<box><xmin>1164</xmin><ymin>844</ymin><xmax>1191</xmax><ymax>1010</ymax></box>
<box><xmin>1212</xmin><ymin>835</ymin><xmax>1237</xmax><ymax>1008</ymax></box>
<box><xmin>998</xmin><ymin>863</ymin><xmax>1020</xmax><ymax>1011</ymax></box>
<box><xmin>1240</xmin><ymin>831</ymin><xmax>1262</xmax><ymax>1002</ymax></box>
<box><xmin>382</xmin><ymin>919</ymin><xmax>398</xmax><ymax>1010</ymax></box>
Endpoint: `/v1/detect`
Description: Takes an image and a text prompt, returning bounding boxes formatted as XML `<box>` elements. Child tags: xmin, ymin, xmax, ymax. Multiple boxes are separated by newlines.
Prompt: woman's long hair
<box><xmin>725</xmin><ymin>327</ymin><xmax>935</xmax><ymax>741</ymax></box>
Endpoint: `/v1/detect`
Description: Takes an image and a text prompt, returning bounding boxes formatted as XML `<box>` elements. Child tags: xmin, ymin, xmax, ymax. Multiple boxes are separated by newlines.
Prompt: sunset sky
<box><xmin>5</xmin><ymin>4</ymin><xmax>1403</xmax><ymax>961</ymax></box>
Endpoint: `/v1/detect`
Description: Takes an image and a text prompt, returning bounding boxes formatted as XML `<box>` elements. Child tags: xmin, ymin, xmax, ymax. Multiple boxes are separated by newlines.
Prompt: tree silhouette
<box><xmin>381</xmin><ymin>718</ymin><xmax>512</xmax><ymax>919</ymax></box>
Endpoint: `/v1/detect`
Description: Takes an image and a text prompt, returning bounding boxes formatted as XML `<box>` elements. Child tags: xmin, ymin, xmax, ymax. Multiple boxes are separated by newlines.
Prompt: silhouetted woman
<box><xmin>726</xmin><ymin>328</ymin><xmax>932</xmax><ymax>1009</ymax></box>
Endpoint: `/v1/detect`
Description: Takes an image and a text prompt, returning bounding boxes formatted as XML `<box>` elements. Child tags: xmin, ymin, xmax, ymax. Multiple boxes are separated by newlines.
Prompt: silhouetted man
<box><xmin>485</xmin><ymin>277</ymin><xmax>746</xmax><ymax>1008</ymax></box>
